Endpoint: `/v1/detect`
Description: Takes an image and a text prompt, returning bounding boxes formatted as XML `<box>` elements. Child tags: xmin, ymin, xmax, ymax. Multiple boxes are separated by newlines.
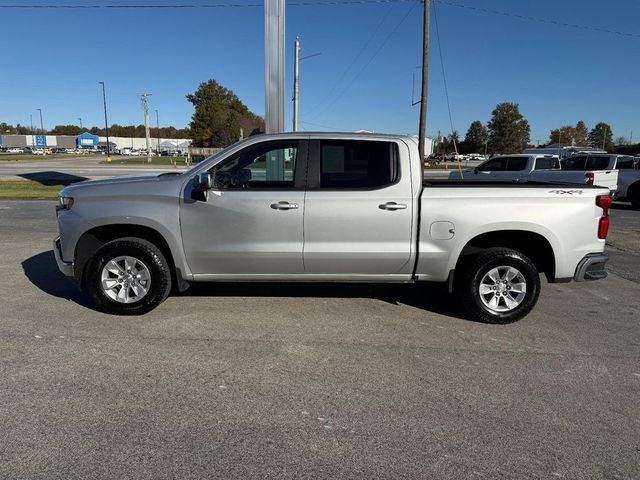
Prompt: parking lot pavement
<box><xmin>1</xmin><ymin>201</ymin><xmax>639</xmax><ymax>479</ymax></box>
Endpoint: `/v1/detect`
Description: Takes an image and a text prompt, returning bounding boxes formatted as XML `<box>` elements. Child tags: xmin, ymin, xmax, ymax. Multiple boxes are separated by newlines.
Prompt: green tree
<box><xmin>487</xmin><ymin>103</ymin><xmax>530</xmax><ymax>154</ymax></box>
<box><xmin>549</xmin><ymin>125</ymin><xmax>576</xmax><ymax>146</ymax></box>
<box><xmin>575</xmin><ymin>121</ymin><xmax>588</xmax><ymax>146</ymax></box>
<box><xmin>462</xmin><ymin>120</ymin><xmax>488</xmax><ymax>153</ymax></box>
<box><xmin>588</xmin><ymin>122</ymin><xmax>614</xmax><ymax>151</ymax></box>
<box><xmin>186</xmin><ymin>79</ymin><xmax>264</xmax><ymax>147</ymax></box>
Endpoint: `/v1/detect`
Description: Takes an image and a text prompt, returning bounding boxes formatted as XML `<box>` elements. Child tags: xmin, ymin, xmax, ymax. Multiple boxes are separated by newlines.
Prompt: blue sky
<box><xmin>0</xmin><ymin>0</ymin><xmax>639</xmax><ymax>143</ymax></box>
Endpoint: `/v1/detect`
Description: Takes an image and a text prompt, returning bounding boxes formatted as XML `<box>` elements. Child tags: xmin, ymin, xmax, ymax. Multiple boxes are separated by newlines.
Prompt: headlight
<box><xmin>56</xmin><ymin>196</ymin><xmax>74</xmax><ymax>212</ymax></box>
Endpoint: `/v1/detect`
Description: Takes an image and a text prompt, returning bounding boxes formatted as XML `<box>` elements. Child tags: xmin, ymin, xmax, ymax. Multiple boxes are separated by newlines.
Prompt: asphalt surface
<box><xmin>0</xmin><ymin>201</ymin><xmax>639</xmax><ymax>479</ymax></box>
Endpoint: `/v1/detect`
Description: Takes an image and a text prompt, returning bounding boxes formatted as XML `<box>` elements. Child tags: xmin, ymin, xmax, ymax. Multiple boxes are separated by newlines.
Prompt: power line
<box><xmin>0</xmin><ymin>0</ymin><xmax>418</xmax><ymax>8</ymax></box>
<box><xmin>310</xmin><ymin>0</ymin><xmax>418</xmax><ymax>118</ymax></box>
<box><xmin>306</xmin><ymin>2</ymin><xmax>396</xmax><ymax>117</ymax></box>
<box><xmin>436</xmin><ymin>0</ymin><xmax>640</xmax><ymax>39</ymax></box>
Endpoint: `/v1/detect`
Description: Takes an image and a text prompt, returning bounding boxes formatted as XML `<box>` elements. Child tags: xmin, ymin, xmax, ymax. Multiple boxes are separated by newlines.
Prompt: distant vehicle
<box><xmin>33</xmin><ymin>148</ymin><xmax>46</xmax><ymax>155</ymax></box>
<box><xmin>524</xmin><ymin>146</ymin><xmax>608</xmax><ymax>159</ymax></box>
<box><xmin>561</xmin><ymin>154</ymin><xmax>640</xmax><ymax>208</ymax></box>
<box><xmin>54</xmin><ymin>148</ymin><xmax>68</xmax><ymax>154</ymax></box>
<box><xmin>120</xmin><ymin>148</ymin><xmax>132</xmax><ymax>156</ymax></box>
<box><xmin>467</xmin><ymin>153</ymin><xmax>489</xmax><ymax>161</ymax></box>
<box><xmin>449</xmin><ymin>154</ymin><xmax>618</xmax><ymax>192</ymax></box>
<box><xmin>7</xmin><ymin>147</ymin><xmax>24</xmax><ymax>154</ymax></box>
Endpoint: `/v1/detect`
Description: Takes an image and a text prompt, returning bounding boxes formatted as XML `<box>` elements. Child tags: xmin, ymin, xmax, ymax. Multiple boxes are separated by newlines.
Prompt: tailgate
<box><xmin>591</xmin><ymin>169</ymin><xmax>619</xmax><ymax>191</ymax></box>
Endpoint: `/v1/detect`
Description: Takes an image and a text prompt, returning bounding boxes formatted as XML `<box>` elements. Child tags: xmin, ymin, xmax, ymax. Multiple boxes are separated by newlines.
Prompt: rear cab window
<box><xmin>616</xmin><ymin>157</ymin><xmax>637</xmax><ymax>169</ymax></box>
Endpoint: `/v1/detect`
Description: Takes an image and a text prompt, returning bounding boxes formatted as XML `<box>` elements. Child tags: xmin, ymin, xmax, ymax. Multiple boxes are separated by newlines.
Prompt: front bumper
<box><xmin>53</xmin><ymin>237</ymin><xmax>74</xmax><ymax>277</ymax></box>
<box><xmin>574</xmin><ymin>252</ymin><xmax>608</xmax><ymax>282</ymax></box>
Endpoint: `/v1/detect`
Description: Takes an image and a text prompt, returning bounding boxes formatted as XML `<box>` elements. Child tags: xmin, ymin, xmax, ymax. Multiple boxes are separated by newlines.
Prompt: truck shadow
<box><xmin>23</xmin><ymin>250</ymin><xmax>471</xmax><ymax>321</ymax></box>
<box><xmin>21</xmin><ymin>251</ymin><xmax>97</xmax><ymax>310</ymax></box>
<box><xmin>19</xmin><ymin>172</ymin><xmax>88</xmax><ymax>186</ymax></box>
<box><xmin>184</xmin><ymin>281</ymin><xmax>470</xmax><ymax>320</ymax></box>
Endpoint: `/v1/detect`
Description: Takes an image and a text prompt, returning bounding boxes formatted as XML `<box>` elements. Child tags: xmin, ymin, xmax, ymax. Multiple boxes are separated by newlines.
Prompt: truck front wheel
<box><xmin>87</xmin><ymin>237</ymin><xmax>172</xmax><ymax>315</ymax></box>
<box><xmin>457</xmin><ymin>248</ymin><xmax>540</xmax><ymax>324</ymax></box>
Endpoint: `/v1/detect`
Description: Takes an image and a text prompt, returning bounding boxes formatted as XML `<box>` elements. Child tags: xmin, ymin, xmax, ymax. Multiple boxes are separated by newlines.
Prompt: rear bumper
<box><xmin>574</xmin><ymin>252</ymin><xmax>608</xmax><ymax>282</ymax></box>
<box><xmin>53</xmin><ymin>237</ymin><xmax>74</xmax><ymax>278</ymax></box>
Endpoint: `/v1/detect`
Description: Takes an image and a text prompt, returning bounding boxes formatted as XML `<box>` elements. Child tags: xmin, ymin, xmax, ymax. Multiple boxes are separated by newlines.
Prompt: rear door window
<box><xmin>586</xmin><ymin>156</ymin><xmax>611</xmax><ymax>170</ymax></box>
<box><xmin>478</xmin><ymin>158</ymin><xmax>507</xmax><ymax>171</ymax></box>
<box><xmin>317</xmin><ymin>140</ymin><xmax>398</xmax><ymax>189</ymax></box>
<box><xmin>616</xmin><ymin>157</ymin><xmax>637</xmax><ymax>169</ymax></box>
<box><xmin>505</xmin><ymin>157</ymin><xmax>528</xmax><ymax>171</ymax></box>
<box><xmin>561</xmin><ymin>156</ymin><xmax>587</xmax><ymax>170</ymax></box>
<box><xmin>534</xmin><ymin>157</ymin><xmax>559</xmax><ymax>170</ymax></box>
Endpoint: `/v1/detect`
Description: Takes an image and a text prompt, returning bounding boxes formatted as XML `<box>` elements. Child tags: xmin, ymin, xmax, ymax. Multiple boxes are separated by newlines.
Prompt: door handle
<box><xmin>270</xmin><ymin>201</ymin><xmax>299</xmax><ymax>210</ymax></box>
<box><xmin>379</xmin><ymin>202</ymin><xmax>407</xmax><ymax>211</ymax></box>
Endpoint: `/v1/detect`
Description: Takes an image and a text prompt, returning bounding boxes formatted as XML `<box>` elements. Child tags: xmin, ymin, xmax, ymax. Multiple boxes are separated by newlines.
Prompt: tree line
<box><xmin>436</xmin><ymin>103</ymin><xmax>639</xmax><ymax>156</ymax></box>
<box><xmin>0</xmin><ymin>122</ymin><xmax>191</xmax><ymax>139</ymax></box>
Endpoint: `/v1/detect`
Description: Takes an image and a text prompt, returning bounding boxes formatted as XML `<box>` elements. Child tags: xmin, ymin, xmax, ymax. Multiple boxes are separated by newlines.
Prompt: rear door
<box><xmin>302</xmin><ymin>139</ymin><xmax>414</xmax><ymax>276</ymax></box>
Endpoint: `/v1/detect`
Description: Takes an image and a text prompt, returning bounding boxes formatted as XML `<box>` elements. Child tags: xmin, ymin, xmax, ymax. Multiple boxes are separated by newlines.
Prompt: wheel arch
<box><xmin>450</xmin><ymin>230</ymin><xmax>557</xmax><ymax>289</ymax></box>
<box><xmin>74</xmin><ymin>224</ymin><xmax>188</xmax><ymax>292</ymax></box>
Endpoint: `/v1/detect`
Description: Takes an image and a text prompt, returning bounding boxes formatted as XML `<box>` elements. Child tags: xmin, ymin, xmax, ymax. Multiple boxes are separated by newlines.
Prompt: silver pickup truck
<box><xmin>54</xmin><ymin>133</ymin><xmax>612</xmax><ymax>323</ymax></box>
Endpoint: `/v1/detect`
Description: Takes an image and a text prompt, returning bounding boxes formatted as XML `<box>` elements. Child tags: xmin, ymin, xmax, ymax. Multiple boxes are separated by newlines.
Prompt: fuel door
<box><xmin>429</xmin><ymin>221</ymin><xmax>455</xmax><ymax>240</ymax></box>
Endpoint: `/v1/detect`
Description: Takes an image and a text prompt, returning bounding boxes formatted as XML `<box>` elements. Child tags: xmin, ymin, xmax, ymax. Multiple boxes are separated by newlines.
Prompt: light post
<box><xmin>36</xmin><ymin>109</ymin><xmax>44</xmax><ymax>150</ymax></box>
<box><xmin>99</xmin><ymin>82</ymin><xmax>111</xmax><ymax>162</ymax></box>
<box><xmin>155</xmin><ymin>109</ymin><xmax>160</xmax><ymax>156</ymax></box>
<box><xmin>78</xmin><ymin>117</ymin><xmax>83</xmax><ymax>129</ymax></box>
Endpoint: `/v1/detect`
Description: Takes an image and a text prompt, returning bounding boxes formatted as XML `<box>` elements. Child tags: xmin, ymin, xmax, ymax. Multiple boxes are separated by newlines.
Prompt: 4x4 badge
<box><xmin>548</xmin><ymin>190</ymin><xmax>584</xmax><ymax>195</ymax></box>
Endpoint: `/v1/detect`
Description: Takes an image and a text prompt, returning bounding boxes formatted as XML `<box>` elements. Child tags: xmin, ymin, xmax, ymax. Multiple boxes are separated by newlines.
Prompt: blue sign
<box><xmin>35</xmin><ymin>135</ymin><xmax>47</xmax><ymax>146</ymax></box>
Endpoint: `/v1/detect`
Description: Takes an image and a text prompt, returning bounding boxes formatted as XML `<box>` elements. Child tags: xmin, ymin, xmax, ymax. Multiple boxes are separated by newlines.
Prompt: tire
<box><xmin>630</xmin><ymin>197</ymin><xmax>640</xmax><ymax>210</ymax></box>
<box><xmin>456</xmin><ymin>248</ymin><xmax>540</xmax><ymax>324</ymax></box>
<box><xmin>87</xmin><ymin>237</ymin><xmax>172</xmax><ymax>315</ymax></box>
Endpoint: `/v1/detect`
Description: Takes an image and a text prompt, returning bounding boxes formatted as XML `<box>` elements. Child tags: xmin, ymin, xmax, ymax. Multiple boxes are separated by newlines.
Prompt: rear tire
<box><xmin>87</xmin><ymin>237</ymin><xmax>172</xmax><ymax>315</ymax></box>
<box><xmin>456</xmin><ymin>248</ymin><xmax>540</xmax><ymax>324</ymax></box>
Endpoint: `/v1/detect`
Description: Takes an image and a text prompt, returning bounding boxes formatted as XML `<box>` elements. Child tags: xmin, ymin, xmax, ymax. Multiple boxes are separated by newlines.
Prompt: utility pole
<box><xmin>30</xmin><ymin>114</ymin><xmax>34</xmax><ymax>148</ymax></box>
<box><xmin>99</xmin><ymin>82</ymin><xmax>111</xmax><ymax>162</ymax></box>
<box><xmin>418</xmin><ymin>0</ymin><xmax>430</xmax><ymax>162</ymax></box>
<box><xmin>292</xmin><ymin>36</ymin><xmax>300</xmax><ymax>132</ymax></box>
<box><xmin>264</xmin><ymin>0</ymin><xmax>285</xmax><ymax>134</ymax></box>
<box><xmin>139</xmin><ymin>92</ymin><xmax>152</xmax><ymax>163</ymax></box>
<box><xmin>155</xmin><ymin>109</ymin><xmax>160</xmax><ymax>155</ymax></box>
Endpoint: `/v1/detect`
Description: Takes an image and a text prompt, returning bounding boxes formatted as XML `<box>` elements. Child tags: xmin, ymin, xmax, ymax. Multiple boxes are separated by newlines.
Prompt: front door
<box><xmin>180</xmin><ymin>140</ymin><xmax>307</xmax><ymax>276</ymax></box>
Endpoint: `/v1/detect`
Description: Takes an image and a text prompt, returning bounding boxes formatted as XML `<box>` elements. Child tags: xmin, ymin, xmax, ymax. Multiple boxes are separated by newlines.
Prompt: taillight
<box><xmin>596</xmin><ymin>195</ymin><xmax>612</xmax><ymax>239</ymax></box>
<box><xmin>585</xmin><ymin>172</ymin><xmax>594</xmax><ymax>185</ymax></box>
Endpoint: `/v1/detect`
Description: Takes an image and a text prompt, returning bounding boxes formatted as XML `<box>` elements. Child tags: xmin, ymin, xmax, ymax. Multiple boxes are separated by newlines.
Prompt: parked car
<box><xmin>449</xmin><ymin>154</ymin><xmax>618</xmax><ymax>193</ymax></box>
<box><xmin>33</xmin><ymin>148</ymin><xmax>46</xmax><ymax>155</ymax></box>
<box><xmin>560</xmin><ymin>154</ymin><xmax>640</xmax><ymax>208</ymax></box>
<box><xmin>54</xmin><ymin>133</ymin><xmax>612</xmax><ymax>322</ymax></box>
<box><xmin>7</xmin><ymin>147</ymin><xmax>24</xmax><ymax>154</ymax></box>
<box><xmin>54</xmin><ymin>148</ymin><xmax>68</xmax><ymax>154</ymax></box>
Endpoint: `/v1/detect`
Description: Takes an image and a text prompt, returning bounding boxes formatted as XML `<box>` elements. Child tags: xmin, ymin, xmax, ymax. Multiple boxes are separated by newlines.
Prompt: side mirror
<box><xmin>198</xmin><ymin>172</ymin><xmax>212</xmax><ymax>190</ymax></box>
<box><xmin>191</xmin><ymin>172</ymin><xmax>212</xmax><ymax>202</ymax></box>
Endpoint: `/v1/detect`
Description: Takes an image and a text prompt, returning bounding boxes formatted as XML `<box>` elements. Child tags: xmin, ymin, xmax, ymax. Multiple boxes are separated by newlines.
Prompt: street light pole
<box><xmin>78</xmin><ymin>117</ymin><xmax>83</xmax><ymax>129</ymax></box>
<box><xmin>155</xmin><ymin>109</ymin><xmax>160</xmax><ymax>155</ymax></box>
<box><xmin>30</xmin><ymin>114</ymin><xmax>34</xmax><ymax>148</ymax></box>
<box><xmin>99</xmin><ymin>82</ymin><xmax>111</xmax><ymax>162</ymax></box>
<box><xmin>292</xmin><ymin>36</ymin><xmax>300</xmax><ymax>132</ymax></box>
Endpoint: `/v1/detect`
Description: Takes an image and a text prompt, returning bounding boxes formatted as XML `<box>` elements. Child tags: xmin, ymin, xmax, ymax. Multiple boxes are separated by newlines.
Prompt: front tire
<box><xmin>457</xmin><ymin>248</ymin><xmax>540</xmax><ymax>324</ymax></box>
<box><xmin>87</xmin><ymin>237</ymin><xmax>172</xmax><ymax>315</ymax></box>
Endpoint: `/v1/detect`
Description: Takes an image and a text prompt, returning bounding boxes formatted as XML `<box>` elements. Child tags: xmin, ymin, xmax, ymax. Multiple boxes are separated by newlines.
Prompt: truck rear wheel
<box><xmin>87</xmin><ymin>237</ymin><xmax>172</xmax><ymax>315</ymax></box>
<box><xmin>457</xmin><ymin>248</ymin><xmax>540</xmax><ymax>324</ymax></box>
